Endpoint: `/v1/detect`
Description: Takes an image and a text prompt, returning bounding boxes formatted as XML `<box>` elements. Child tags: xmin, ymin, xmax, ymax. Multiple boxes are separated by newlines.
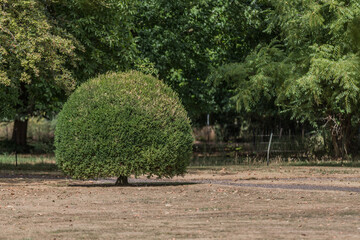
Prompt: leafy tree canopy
<box><xmin>273</xmin><ymin>0</ymin><xmax>360</xmax><ymax>156</ymax></box>
<box><xmin>0</xmin><ymin>0</ymin><xmax>136</xmax><ymax>145</ymax></box>
<box><xmin>0</xmin><ymin>0</ymin><xmax>77</xmax><ymax>120</ymax></box>
<box><xmin>135</xmin><ymin>0</ymin><xmax>266</xmax><ymax>122</ymax></box>
<box><xmin>211</xmin><ymin>0</ymin><xmax>360</xmax><ymax>156</ymax></box>
<box><xmin>49</xmin><ymin>0</ymin><xmax>137</xmax><ymax>82</ymax></box>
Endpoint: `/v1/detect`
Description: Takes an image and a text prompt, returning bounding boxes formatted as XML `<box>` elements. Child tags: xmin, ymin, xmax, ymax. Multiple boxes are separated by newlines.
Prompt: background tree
<box><xmin>0</xmin><ymin>0</ymin><xmax>78</xmax><ymax>146</ymax></box>
<box><xmin>135</xmin><ymin>0</ymin><xmax>266</xmax><ymax>123</ymax></box>
<box><xmin>49</xmin><ymin>0</ymin><xmax>137</xmax><ymax>82</ymax></box>
<box><xmin>207</xmin><ymin>41</ymin><xmax>295</xmax><ymax>134</ymax></box>
<box><xmin>211</xmin><ymin>0</ymin><xmax>360</xmax><ymax>157</ymax></box>
<box><xmin>272</xmin><ymin>0</ymin><xmax>360</xmax><ymax>157</ymax></box>
<box><xmin>0</xmin><ymin>0</ymin><xmax>136</xmax><ymax>147</ymax></box>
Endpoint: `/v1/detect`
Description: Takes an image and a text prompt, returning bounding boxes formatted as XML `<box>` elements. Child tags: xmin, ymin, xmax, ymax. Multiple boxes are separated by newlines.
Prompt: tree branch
<box><xmin>0</xmin><ymin>25</ymin><xmax>18</xmax><ymax>47</ymax></box>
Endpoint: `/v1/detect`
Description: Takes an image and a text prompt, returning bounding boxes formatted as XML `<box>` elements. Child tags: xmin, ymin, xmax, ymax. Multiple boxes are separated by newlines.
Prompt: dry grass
<box><xmin>1</xmin><ymin>165</ymin><xmax>360</xmax><ymax>239</ymax></box>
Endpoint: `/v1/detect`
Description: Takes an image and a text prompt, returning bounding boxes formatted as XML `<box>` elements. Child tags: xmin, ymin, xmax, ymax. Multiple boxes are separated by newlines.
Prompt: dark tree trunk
<box><xmin>12</xmin><ymin>119</ymin><xmax>28</xmax><ymax>147</ymax></box>
<box><xmin>12</xmin><ymin>81</ymin><xmax>30</xmax><ymax>147</ymax></box>
<box><xmin>115</xmin><ymin>176</ymin><xmax>129</xmax><ymax>186</ymax></box>
<box><xmin>331</xmin><ymin>134</ymin><xmax>341</xmax><ymax>158</ymax></box>
<box><xmin>330</xmin><ymin>116</ymin><xmax>355</xmax><ymax>159</ymax></box>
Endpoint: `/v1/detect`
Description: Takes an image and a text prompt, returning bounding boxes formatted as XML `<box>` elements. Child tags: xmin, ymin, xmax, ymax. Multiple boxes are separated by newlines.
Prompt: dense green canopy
<box><xmin>0</xmin><ymin>0</ymin><xmax>136</xmax><ymax>145</ymax></box>
<box><xmin>2</xmin><ymin>0</ymin><xmax>360</xmax><ymax>157</ymax></box>
<box><xmin>0</xmin><ymin>0</ymin><xmax>77</xmax><ymax>120</ymax></box>
<box><xmin>210</xmin><ymin>0</ymin><xmax>360</xmax><ymax>156</ymax></box>
<box><xmin>55</xmin><ymin>71</ymin><xmax>193</xmax><ymax>183</ymax></box>
<box><xmin>135</xmin><ymin>0</ymin><xmax>266</xmax><ymax>121</ymax></box>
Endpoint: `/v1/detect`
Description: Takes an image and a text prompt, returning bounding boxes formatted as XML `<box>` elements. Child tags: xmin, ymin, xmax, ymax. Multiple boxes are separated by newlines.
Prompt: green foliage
<box><xmin>54</xmin><ymin>71</ymin><xmax>194</xmax><ymax>180</ymax></box>
<box><xmin>0</xmin><ymin>154</ymin><xmax>57</xmax><ymax>171</ymax></box>
<box><xmin>0</xmin><ymin>0</ymin><xmax>136</xmax><ymax>121</ymax></box>
<box><xmin>135</xmin><ymin>0</ymin><xmax>265</xmax><ymax>121</ymax></box>
<box><xmin>0</xmin><ymin>0</ymin><xmax>78</xmax><ymax>120</ymax></box>
<box><xmin>50</xmin><ymin>0</ymin><xmax>137</xmax><ymax>83</ymax></box>
<box><xmin>211</xmin><ymin>0</ymin><xmax>360</xmax><ymax>156</ymax></box>
<box><xmin>133</xmin><ymin>57</ymin><xmax>159</xmax><ymax>77</ymax></box>
<box><xmin>207</xmin><ymin>40</ymin><xmax>294</xmax><ymax>128</ymax></box>
<box><xmin>272</xmin><ymin>0</ymin><xmax>360</xmax><ymax>157</ymax></box>
<box><xmin>210</xmin><ymin>41</ymin><xmax>289</xmax><ymax>114</ymax></box>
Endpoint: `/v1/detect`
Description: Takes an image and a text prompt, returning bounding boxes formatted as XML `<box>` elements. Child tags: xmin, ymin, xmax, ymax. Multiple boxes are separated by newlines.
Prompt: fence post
<box><xmin>252</xmin><ymin>129</ymin><xmax>256</xmax><ymax>150</ymax></box>
<box><xmin>302</xmin><ymin>127</ymin><xmax>305</xmax><ymax>140</ymax></box>
<box><xmin>289</xmin><ymin>129</ymin><xmax>291</xmax><ymax>140</ymax></box>
<box><xmin>14</xmin><ymin>125</ymin><xmax>18</xmax><ymax>167</ymax></box>
<box><xmin>267</xmin><ymin>132</ymin><xmax>273</xmax><ymax>166</ymax></box>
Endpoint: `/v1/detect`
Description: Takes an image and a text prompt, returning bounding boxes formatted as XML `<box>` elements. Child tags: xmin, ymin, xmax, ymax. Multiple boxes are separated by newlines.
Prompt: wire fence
<box><xmin>191</xmin><ymin>130</ymin><xmax>311</xmax><ymax>166</ymax></box>
<box><xmin>0</xmin><ymin>120</ymin><xmax>337</xmax><ymax>166</ymax></box>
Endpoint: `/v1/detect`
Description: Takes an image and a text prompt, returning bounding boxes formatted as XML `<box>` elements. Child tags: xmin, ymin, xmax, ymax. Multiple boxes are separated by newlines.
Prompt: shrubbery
<box><xmin>55</xmin><ymin>71</ymin><xmax>193</xmax><ymax>185</ymax></box>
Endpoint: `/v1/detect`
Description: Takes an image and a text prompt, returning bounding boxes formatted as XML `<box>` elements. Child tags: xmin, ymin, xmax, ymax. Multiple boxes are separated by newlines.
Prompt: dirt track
<box><xmin>1</xmin><ymin>166</ymin><xmax>360</xmax><ymax>239</ymax></box>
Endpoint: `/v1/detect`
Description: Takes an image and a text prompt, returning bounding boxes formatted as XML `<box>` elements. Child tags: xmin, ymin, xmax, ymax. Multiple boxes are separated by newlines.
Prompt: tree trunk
<box><xmin>115</xmin><ymin>176</ymin><xmax>129</xmax><ymax>186</ymax></box>
<box><xmin>12</xmin><ymin>81</ymin><xmax>30</xmax><ymax>147</ymax></box>
<box><xmin>12</xmin><ymin>119</ymin><xmax>28</xmax><ymax>147</ymax></box>
<box><xmin>330</xmin><ymin>116</ymin><xmax>354</xmax><ymax>159</ymax></box>
<box><xmin>341</xmin><ymin>117</ymin><xmax>357</xmax><ymax>159</ymax></box>
<box><xmin>331</xmin><ymin>134</ymin><xmax>341</xmax><ymax>158</ymax></box>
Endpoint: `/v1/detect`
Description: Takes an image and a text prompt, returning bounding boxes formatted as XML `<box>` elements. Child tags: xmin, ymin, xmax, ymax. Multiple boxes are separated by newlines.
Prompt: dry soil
<box><xmin>1</xmin><ymin>165</ymin><xmax>360</xmax><ymax>239</ymax></box>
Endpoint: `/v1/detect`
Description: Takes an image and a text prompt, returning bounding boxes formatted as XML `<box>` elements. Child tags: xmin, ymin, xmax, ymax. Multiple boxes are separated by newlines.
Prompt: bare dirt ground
<box><xmin>1</xmin><ymin>165</ymin><xmax>360</xmax><ymax>239</ymax></box>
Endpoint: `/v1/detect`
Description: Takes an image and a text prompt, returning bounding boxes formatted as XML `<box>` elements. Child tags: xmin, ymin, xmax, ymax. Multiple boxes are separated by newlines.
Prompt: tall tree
<box><xmin>213</xmin><ymin>0</ymin><xmax>360</xmax><ymax>157</ymax></box>
<box><xmin>0</xmin><ymin>0</ymin><xmax>77</xmax><ymax>146</ymax></box>
<box><xmin>135</xmin><ymin>0</ymin><xmax>263</xmax><ymax>122</ymax></box>
<box><xmin>0</xmin><ymin>0</ymin><xmax>136</xmax><ymax>147</ymax></box>
<box><xmin>272</xmin><ymin>0</ymin><xmax>360</xmax><ymax>157</ymax></box>
<box><xmin>49</xmin><ymin>0</ymin><xmax>137</xmax><ymax>82</ymax></box>
<box><xmin>205</xmin><ymin>0</ymin><xmax>280</xmax><ymax>129</ymax></box>
<box><xmin>207</xmin><ymin>40</ymin><xmax>293</xmax><ymax>129</ymax></box>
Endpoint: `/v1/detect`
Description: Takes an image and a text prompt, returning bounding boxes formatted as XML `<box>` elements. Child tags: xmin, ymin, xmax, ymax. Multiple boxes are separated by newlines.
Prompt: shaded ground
<box><xmin>1</xmin><ymin>165</ymin><xmax>360</xmax><ymax>239</ymax></box>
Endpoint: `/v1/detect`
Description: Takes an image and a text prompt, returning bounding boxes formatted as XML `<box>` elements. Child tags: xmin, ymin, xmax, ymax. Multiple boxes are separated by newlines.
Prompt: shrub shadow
<box><xmin>69</xmin><ymin>181</ymin><xmax>198</xmax><ymax>188</ymax></box>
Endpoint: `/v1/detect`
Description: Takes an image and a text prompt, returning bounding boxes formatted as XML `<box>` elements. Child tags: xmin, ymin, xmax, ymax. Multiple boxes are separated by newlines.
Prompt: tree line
<box><xmin>1</xmin><ymin>0</ymin><xmax>360</xmax><ymax>158</ymax></box>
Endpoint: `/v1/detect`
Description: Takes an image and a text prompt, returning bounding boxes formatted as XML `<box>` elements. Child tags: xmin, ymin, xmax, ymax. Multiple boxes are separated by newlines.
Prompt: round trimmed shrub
<box><xmin>54</xmin><ymin>71</ymin><xmax>193</xmax><ymax>184</ymax></box>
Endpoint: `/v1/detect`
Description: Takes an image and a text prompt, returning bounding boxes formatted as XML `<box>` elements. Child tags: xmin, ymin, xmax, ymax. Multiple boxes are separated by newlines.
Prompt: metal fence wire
<box><xmin>192</xmin><ymin>126</ymin><xmax>310</xmax><ymax>165</ymax></box>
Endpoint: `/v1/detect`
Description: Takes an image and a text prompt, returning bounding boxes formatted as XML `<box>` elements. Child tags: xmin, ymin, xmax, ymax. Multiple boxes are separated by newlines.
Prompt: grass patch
<box><xmin>191</xmin><ymin>155</ymin><xmax>360</xmax><ymax>168</ymax></box>
<box><xmin>0</xmin><ymin>154</ymin><xmax>58</xmax><ymax>171</ymax></box>
<box><xmin>0</xmin><ymin>162</ymin><xmax>58</xmax><ymax>171</ymax></box>
<box><xmin>2</xmin><ymin>153</ymin><xmax>360</xmax><ymax>174</ymax></box>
